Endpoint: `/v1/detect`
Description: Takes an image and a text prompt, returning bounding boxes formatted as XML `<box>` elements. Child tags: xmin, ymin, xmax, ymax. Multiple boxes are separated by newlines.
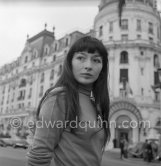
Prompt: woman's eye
<box><xmin>93</xmin><ymin>59</ymin><xmax>102</xmax><ymax>63</ymax></box>
<box><xmin>77</xmin><ymin>56</ymin><xmax>85</xmax><ymax>61</ymax></box>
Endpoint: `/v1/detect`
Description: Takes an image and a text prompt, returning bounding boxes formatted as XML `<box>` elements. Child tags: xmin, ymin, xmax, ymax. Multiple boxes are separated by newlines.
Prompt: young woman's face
<box><xmin>72</xmin><ymin>51</ymin><xmax>103</xmax><ymax>85</ymax></box>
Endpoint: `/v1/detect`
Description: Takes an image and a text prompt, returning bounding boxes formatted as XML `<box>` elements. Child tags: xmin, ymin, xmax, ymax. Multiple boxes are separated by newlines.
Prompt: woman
<box><xmin>26</xmin><ymin>36</ymin><xmax>110</xmax><ymax>166</ymax></box>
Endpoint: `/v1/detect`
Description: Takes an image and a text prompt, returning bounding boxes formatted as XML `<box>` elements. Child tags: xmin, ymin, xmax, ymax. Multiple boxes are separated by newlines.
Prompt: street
<box><xmin>0</xmin><ymin>147</ymin><xmax>160</xmax><ymax>166</ymax></box>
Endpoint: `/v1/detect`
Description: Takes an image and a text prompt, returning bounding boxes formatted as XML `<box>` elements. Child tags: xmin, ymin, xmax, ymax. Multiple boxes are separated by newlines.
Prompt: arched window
<box><xmin>33</xmin><ymin>49</ymin><xmax>38</xmax><ymax>59</ymax></box>
<box><xmin>54</xmin><ymin>42</ymin><xmax>59</xmax><ymax>52</ymax></box>
<box><xmin>120</xmin><ymin>51</ymin><xmax>128</xmax><ymax>64</ymax></box>
<box><xmin>44</xmin><ymin>45</ymin><xmax>50</xmax><ymax>55</ymax></box>
<box><xmin>154</xmin><ymin>54</ymin><xmax>160</xmax><ymax>68</ymax></box>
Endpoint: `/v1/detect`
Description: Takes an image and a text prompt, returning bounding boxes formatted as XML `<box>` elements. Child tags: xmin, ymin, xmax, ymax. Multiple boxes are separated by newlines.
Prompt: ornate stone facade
<box><xmin>95</xmin><ymin>0</ymin><xmax>161</xmax><ymax>149</ymax></box>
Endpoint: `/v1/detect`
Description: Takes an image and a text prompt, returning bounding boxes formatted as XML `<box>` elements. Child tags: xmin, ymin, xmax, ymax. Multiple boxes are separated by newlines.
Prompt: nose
<box><xmin>84</xmin><ymin>59</ymin><xmax>92</xmax><ymax>70</ymax></box>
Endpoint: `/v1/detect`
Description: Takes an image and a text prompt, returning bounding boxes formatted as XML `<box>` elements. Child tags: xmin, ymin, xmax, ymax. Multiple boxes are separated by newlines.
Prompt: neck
<box><xmin>78</xmin><ymin>83</ymin><xmax>93</xmax><ymax>97</ymax></box>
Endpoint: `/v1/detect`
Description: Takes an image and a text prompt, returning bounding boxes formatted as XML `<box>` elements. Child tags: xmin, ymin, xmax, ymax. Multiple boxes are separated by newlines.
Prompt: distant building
<box><xmin>95</xmin><ymin>0</ymin><xmax>161</xmax><ymax>149</ymax></box>
<box><xmin>0</xmin><ymin>27</ymin><xmax>86</xmax><ymax>137</ymax></box>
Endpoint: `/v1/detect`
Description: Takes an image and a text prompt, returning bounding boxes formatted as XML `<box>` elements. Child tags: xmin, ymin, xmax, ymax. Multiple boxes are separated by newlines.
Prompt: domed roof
<box><xmin>99</xmin><ymin>0</ymin><xmax>119</xmax><ymax>10</ymax></box>
<box><xmin>99</xmin><ymin>0</ymin><xmax>118</xmax><ymax>6</ymax></box>
<box><xmin>99</xmin><ymin>0</ymin><xmax>155</xmax><ymax>11</ymax></box>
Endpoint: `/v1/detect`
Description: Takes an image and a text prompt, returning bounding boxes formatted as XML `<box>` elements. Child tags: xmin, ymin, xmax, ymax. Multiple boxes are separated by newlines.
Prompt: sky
<box><xmin>0</xmin><ymin>0</ymin><xmax>161</xmax><ymax>68</ymax></box>
<box><xmin>0</xmin><ymin>0</ymin><xmax>99</xmax><ymax>68</ymax></box>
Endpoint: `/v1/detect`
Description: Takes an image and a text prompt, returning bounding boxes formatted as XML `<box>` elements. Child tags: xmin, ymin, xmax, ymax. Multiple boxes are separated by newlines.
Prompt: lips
<box><xmin>81</xmin><ymin>73</ymin><xmax>93</xmax><ymax>77</ymax></box>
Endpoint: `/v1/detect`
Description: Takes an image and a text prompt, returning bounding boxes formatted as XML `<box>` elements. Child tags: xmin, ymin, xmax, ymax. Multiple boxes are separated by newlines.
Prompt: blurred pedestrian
<box><xmin>143</xmin><ymin>139</ymin><xmax>148</xmax><ymax>161</ymax></box>
<box><xmin>147</xmin><ymin>141</ymin><xmax>153</xmax><ymax>162</ymax></box>
<box><xmin>120</xmin><ymin>137</ymin><xmax>124</xmax><ymax>159</ymax></box>
<box><xmin>123</xmin><ymin>137</ymin><xmax>128</xmax><ymax>158</ymax></box>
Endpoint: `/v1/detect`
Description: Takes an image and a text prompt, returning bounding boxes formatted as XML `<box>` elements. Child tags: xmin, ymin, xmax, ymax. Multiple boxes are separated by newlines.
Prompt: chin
<box><xmin>79</xmin><ymin>79</ymin><xmax>95</xmax><ymax>85</ymax></box>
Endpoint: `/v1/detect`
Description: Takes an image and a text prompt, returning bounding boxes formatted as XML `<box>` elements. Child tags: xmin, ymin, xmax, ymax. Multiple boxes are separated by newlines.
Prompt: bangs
<box><xmin>70</xmin><ymin>37</ymin><xmax>107</xmax><ymax>58</ymax></box>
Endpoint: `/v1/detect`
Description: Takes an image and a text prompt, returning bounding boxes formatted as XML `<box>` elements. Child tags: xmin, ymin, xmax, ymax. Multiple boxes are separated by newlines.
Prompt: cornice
<box><xmin>104</xmin><ymin>40</ymin><xmax>161</xmax><ymax>53</ymax></box>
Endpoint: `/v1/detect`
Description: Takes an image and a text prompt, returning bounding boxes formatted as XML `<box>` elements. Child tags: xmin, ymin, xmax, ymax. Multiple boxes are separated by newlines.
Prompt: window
<box><xmin>50</xmin><ymin>69</ymin><xmax>54</xmax><ymax>80</ymax></box>
<box><xmin>57</xmin><ymin>65</ymin><xmax>62</xmax><ymax>76</ymax></box>
<box><xmin>28</xmin><ymin>102</ymin><xmax>31</xmax><ymax>107</ymax></box>
<box><xmin>148</xmin><ymin>22</ymin><xmax>153</xmax><ymax>34</ymax></box>
<box><xmin>40</xmin><ymin>72</ymin><xmax>45</xmax><ymax>83</ymax></box>
<box><xmin>154</xmin><ymin>91</ymin><xmax>160</xmax><ymax>102</ymax></box>
<box><xmin>121</xmin><ymin>19</ymin><xmax>128</xmax><ymax>30</ymax></box>
<box><xmin>109</xmin><ymin>36</ymin><xmax>113</xmax><ymax>41</ymax></box>
<box><xmin>136</xmin><ymin>19</ymin><xmax>142</xmax><ymax>31</ymax></box>
<box><xmin>141</xmin><ymin>68</ymin><xmax>144</xmax><ymax>75</ymax></box>
<box><xmin>140</xmin><ymin>51</ymin><xmax>144</xmax><ymax>56</ymax></box>
<box><xmin>22</xmin><ymin>103</ymin><xmax>24</xmax><ymax>108</ymax></box>
<box><xmin>19</xmin><ymin>79</ymin><xmax>26</xmax><ymax>88</ymax></box>
<box><xmin>149</xmin><ymin>37</ymin><xmax>153</xmax><ymax>41</ymax></box>
<box><xmin>44</xmin><ymin>46</ymin><xmax>49</xmax><ymax>55</ymax></box>
<box><xmin>53</xmin><ymin>55</ymin><xmax>56</xmax><ymax>62</ymax></box>
<box><xmin>2</xmin><ymin>86</ymin><xmax>5</xmax><ymax>94</ymax></box>
<box><xmin>154</xmin><ymin>54</ymin><xmax>160</xmax><ymax>68</ymax></box>
<box><xmin>33</xmin><ymin>49</ymin><xmax>38</xmax><ymax>58</ymax></box>
<box><xmin>25</xmin><ymin>56</ymin><xmax>28</xmax><ymax>63</ymax></box>
<box><xmin>109</xmin><ymin>21</ymin><xmax>113</xmax><ymax>33</ymax></box>
<box><xmin>39</xmin><ymin>86</ymin><xmax>44</xmax><ymax>97</ymax></box>
<box><xmin>65</xmin><ymin>38</ymin><xmax>69</xmax><ymax>47</ymax></box>
<box><xmin>11</xmin><ymin>93</ymin><xmax>15</xmax><ymax>102</ymax></box>
<box><xmin>141</xmin><ymin>88</ymin><xmax>144</xmax><ymax>96</ymax></box>
<box><xmin>120</xmin><ymin>69</ymin><xmax>128</xmax><ymax>83</ymax></box>
<box><xmin>154</xmin><ymin>71</ymin><xmax>159</xmax><ymax>85</ymax></box>
<box><xmin>121</xmin><ymin>34</ymin><xmax>128</xmax><ymax>41</ymax></box>
<box><xmin>54</xmin><ymin>43</ymin><xmax>58</xmax><ymax>51</ymax></box>
<box><xmin>28</xmin><ymin>88</ymin><xmax>32</xmax><ymax>99</ymax></box>
<box><xmin>99</xmin><ymin>25</ymin><xmax>103</xmax><ymax>37</ymax></box>
<box><xmin>17</xmin><ymin>90</ymin><xmax>25</xmax><ymax>100</ymax></box>
<box><xmin>157</xmin><ymin>26</ymin><xmax>160</xmax><ymax>39</ymax></box>
<box><xmin>120</xmin><ymin>51</ymin><xmax>128</xmax><ymax>64</ymax></box>
<box><xmin>137</xmin><ymin>34</ymin><xmax>141</xmax><ymax>39</ymax></box>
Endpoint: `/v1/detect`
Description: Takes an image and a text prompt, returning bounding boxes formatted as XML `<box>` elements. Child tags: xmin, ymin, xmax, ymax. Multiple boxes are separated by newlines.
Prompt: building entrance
<box><xmin>114</xmin><ymin>115</ymin><xmax>132</xmax><ymax>148</ymax></box>
<box><xmin>116</xmin><ymin>128</ymin><xmax>131</xmax><ymax>148</ymax></box>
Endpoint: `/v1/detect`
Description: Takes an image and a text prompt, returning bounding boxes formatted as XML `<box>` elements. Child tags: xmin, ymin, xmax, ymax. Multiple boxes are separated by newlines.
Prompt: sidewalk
<box><xmin>105</xmin><ymin>148</ymin><xmax>161</xmax><ymax>166</ymax></box>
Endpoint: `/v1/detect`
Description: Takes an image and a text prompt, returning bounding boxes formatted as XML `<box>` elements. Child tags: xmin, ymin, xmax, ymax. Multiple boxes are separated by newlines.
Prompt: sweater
<box><xmin>26</xmin><ymin>87</ymin><xmax>105</xmax><ymax>166</ymax></box>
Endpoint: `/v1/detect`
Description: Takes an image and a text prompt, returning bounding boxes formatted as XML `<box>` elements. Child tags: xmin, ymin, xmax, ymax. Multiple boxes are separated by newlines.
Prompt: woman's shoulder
<box><xmin>48</xmin><ymin>86</ymin><xmax>66</xmax><ymax>96</ymax></box>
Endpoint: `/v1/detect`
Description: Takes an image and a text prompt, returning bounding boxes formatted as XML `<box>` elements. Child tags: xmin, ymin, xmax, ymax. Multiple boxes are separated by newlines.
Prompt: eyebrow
<box><xmin>78</xmin><ymin>52</ymin><xmax>101</xmax><ymax>58</ymax></box>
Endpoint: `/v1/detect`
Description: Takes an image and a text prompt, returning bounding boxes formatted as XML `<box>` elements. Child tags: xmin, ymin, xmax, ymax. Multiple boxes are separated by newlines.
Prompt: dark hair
<box><xmin>37</xmin><ymin>36</ymin><xmax>110</xmax><ymax>146</ymax></box>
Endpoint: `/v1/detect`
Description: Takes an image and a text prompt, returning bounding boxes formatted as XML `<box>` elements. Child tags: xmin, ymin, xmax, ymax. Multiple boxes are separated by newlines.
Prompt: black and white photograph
<box><xmin>0</xmin><ymin>0</ymin><xmax>161</xmax><ymax>166</ymax></box>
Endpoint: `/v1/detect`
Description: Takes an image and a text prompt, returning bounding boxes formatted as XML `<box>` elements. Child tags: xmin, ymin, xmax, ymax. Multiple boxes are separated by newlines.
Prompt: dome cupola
<box><xmin>99</xmin><ymin>0</ymin><xmax>157</xmax><ymax>11</ymax></box>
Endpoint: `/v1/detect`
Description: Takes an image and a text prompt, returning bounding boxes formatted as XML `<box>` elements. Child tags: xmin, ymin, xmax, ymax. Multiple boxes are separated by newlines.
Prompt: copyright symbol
<box><xmin>10</xmin><ymin>117</ymin><xmax>22</xmax><ymax>128</ymax></box>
